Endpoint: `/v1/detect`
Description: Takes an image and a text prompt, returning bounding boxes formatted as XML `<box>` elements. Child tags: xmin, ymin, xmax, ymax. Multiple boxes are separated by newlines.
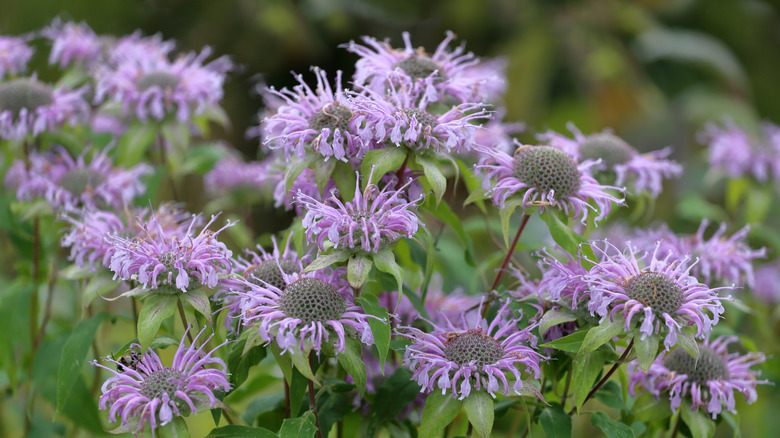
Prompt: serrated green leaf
<box><xmin>572</xmin><ymin>348</ymin><xmax>610</xmax><ymax>412</ymax></box>
<box><xmin>356</xmin><ymin>295</ymin><xmax>390</xmax><ymax>371</ymax></box>
<box><xmin>540</xmin><ymin>403</ymin><xmax>572</xmax><ymax>438</ymax></box>
<box><xmin>543</xmin><ymin>208</ymin><xmax>582</xmax><ymax>258</ymax></box>
<box><xmin>539</xmin><ymin>330</ymin><xmax>588</xmax><ymax>353</ymax></box>
<box><xmin>677</xmin><ymin>331</ymin><xmax>700</xmax><ymax>361</ymax></box>
<box><xmin>336</xmin><ymin>337</ymin><xmax>367</xmax><ymax>396</ymax></box>
<box><xmin>279</xmin><ymin>411</ymin><xmax>318</xmax><ymax>438</ymax></box>
<box><xmin>416</xmin><ymin>155</ymin><xmax>446</xmax><ymax>205</ymax></box>
<box><xmin>138</xmin><ymin>294</ymin><xmax>178</xmax><ymax>349</ymax></box>
<box><xmin>634</xmin><ymin>332</ymin><xmax>659</xmax><ymax>373</ymax></box>
<box><xmin>179</xmin><ymin>288</ymin><xmax>212</xmax><ymax>325</ymax></box>
<box><xmin>303</xmin><ymin>250</ymin><xmax>350</xmax><ymax>273</ymax></box>
<box><xmin>419</xmin><ymin>391</ymin><xmax>463</xmax><ymax>438</ymax></box>
<box><xmin>315</xmin><ymin>158</ymin><xmax>337</xmax><ymax>193</ymax></box>
<box><xmin>463</xmin><ymin>391</ymin><xmax>494</xmax><ymax>438</ymax></box>
<box><xmin>578</xmin><ymin>318</ymin><xmax>624</xmax><ymax>356</ymax></box>
<box><xmin>539</xmin><ymin>309</ymin><xmax>578</xmax><ymax>336</ymax></box>
<box><xmin>366</xmin><ymin>368</ymin><xmax>421</xmax><ymax>437</ymax></box>
<box><xmin>373</xmin><ymin>247</ymin><xmax>403</xmax><ymax>293</ymax></box>
<box><xmin>590</xmin><ymin>412</ymin><xmax>635</xmax><ymax>438</ymax></box>
<box><xmin>361</xmin><ymin>147</ymin><xmax>407</xmax><ymax>189</ymax></box>
<box><xmin>206</xmin><ymin>425</ymin><xmax>278</xmax><ymax>438</ymax></box>
<box><xmin>332</xmin><ymin>161</ymin><xmax>357</xmax><ymax>202</ymax></box>
<box><xmin>347</xmin><ymin>255</ymin><xmax>372</xmax><ymax>289</ymax></box>
<box><xmin>56</xmin><ymin>312</ymin><xmax>109</xmax><ymax>414</ymax></box>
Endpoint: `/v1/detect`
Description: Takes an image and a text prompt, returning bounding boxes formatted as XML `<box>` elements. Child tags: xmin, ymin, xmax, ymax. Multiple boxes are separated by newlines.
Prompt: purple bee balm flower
<box><xmin>752</xmin><ymin>261</ymin><xmax>780</xmax><ymax>304</ymax></box>
<box><xmin>586</xmin><ymin>241</ymin><xmax>731</xmax><ymax>350</ymax></box>
<box><xmin>91</xmin><ymin>327</ymin><xmax>230</xmax><ymax>436</ymax></box>
<box><xmin>380</xmin><ymin>273</ymin><xmax>480</xmax><ymax>327</ymax></box>
<box><xmin>0</xmin><ymin>35</ymin><xmax>33</xmax><ymax>78</ymax></box>
<box><xmin>203</xmin><ymin>156</ymin><xmax>268</xmax><ymax>197</ymax></box>
<box><xmin>685</xmin><ymin>220</ymin><xmax>766</xmax><ymax>288</ymax></box>
<box><xmin>216</xmin><ymin>236</ymin><xmax>303</xmax><ymax>330</ymax></box>
<box><xmin>0</xmin><ymin>76</ymin><xmax>89</xmax><ymax>140</ymax></box>
<box><xmin>342</xmin><ymin>31</ymin><xmax>501</xmax><ymax>104</ymax></box>
<box><xmin>628</xmin><ymin>336</ymin><xmax>769</xmax><ymax>418</ymax></box>
<box><xmin>6</xmin><ymin>146</ymin><xmax>151</xmax><ymax>211</ymax></box>
<box><xmin>698</xmin><ymin>119</ymin><xmax>780</xmax><ymax>182</ymax></box>
<box><xmin>399</xmin><ymin>299</ymin><xmax>545</xmax><ymax>400</ymax></box>
<box><xmin>107</xmin><ymin>31</ymin><xmax>176</xmax><ymax>65</ymax></box>
<box><xmin>476</xmin><ymin>143</ymin><xmax>626</xmax><ymax>224</ymax></box>
<box><xmin>94</xmin><ymin>46</ymin><xmax>231</xmax><ymax>122</ymax></box>
<box><xmin>239</xmin><ymin>267</ymin><xmax>377</xmax><ymax>355</ymax></box>
<box><xmin>539</xmin><ymin>123</ymin><xmax>682</xmax><ymax>197</ymax></box>
<box><xmin>297</xmin><ymin>172</ymin><xmax>422</xmax><ymax>253</ymax></box>
<box><xmin>473</xmin><ymin>107</ymin><xmax>525</xmax><ymax>155</ymax></box>
<box><xmin>60</xmin><ymin>203</ymin><xmax>194</xmax><ymax>272</ymax></box>
<box><xmin>535</xmin><ymin>248</ymin><xmax>592</xmax><ymax>310</ymax></box>
<box><xmin>263</xmin><ymin>67</ymin><xmax>366</xmax><ymax>162</ymax></box>
<box><xmin>43</xmin><ymin>19</ymin><xmax>103</xmax><ymax>68</ymax></box>
<box><xmin>350</xmin><ymin>82</ymin><xmax>487</xmax><ymax>154</ymax></box>
<box><xmin>108</xmin><ymin>213</ymin><xmax>234</xmax><ymax>293</ymax></box>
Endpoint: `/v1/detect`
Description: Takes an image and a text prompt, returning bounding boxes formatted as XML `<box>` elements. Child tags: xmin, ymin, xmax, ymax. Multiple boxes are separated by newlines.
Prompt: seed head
<box><xmin>514</xmin><ymin>146</ymin><xmax>582</xmax><ymax>198</ymax></box>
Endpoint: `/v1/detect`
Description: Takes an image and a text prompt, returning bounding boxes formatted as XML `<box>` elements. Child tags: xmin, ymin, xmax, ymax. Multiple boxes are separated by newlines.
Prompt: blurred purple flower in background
<box><xmin>0</xmin><ymin>76</ymin><xmax>89</xmax><ymax>139</ymax></box>
<box><xmin>0</xmin><ymin>35</ymin><xmax>33</xmax><ymax>78</ymax></box>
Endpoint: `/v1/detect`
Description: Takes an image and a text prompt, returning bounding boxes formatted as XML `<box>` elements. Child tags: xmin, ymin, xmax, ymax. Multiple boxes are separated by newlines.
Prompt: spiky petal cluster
<box><xmin>350</xmin><ymin>83</ymin><xmax>487</xmax><ymax>154</ymax></box>
<box><xmin>628</xmin><ymin>336</ymin><xmax>769</xmax><ymax>418</ymax></box>
<box><xmin>399</xmin><ymin>300</ymin><xmax>544</xmax><ymax>400</ymax></box>
<box><xmin>6</xmin><ymin>147</ymin><xmax>151</xmax><ymax>211</ymax></box>
<box><xmin>476</xmin><ymin>143</ymin><xmax>626</xmax><ymax>224</ymax></box>
<box><xmin>535</xmin><ymin>248</ymin><xmax>592</xmax><ymax>310</ymax></box>
<box><xmin>297</xmin><ymin>173</ymin><xmax>422</xmax><ymax>253</ymax></box>
<box><xmin>698</xmin><ymin>119</ymin><xmax>780</xmax><ymax>182</ymax></box>
<box><xmin>342</xmin><ymin>31</ymin><xmax>502</xmax><ymax>104</ymax></box>
<box><xmin>239</xmin><ymin>267</ymin><xmax>376</xmax><ymax>355</ymax></box>
<box><xmin>92</xmin><ymin>328</ymin><xmax>230</xmax><ymax>436</ymax></box>
<box><xmin>263</xmin><ymin>67</ymin><xmax>366</xmax><ymax>162</ymax></box>
<box><xmin>60</xmin><ymin>203</ymin><xmax>194</xmax><ymax>272</ymax></box>
<box><xmin>0</xmin><ymin>35</ymin><xmax>33</xmax><ymax>78</ymax></box>
<box><xmin>108</xmin><ymin>213</ymin><xmax>234</xmax><ymax>293</ymax></box>
<box><xmin>94</xmin><ymin>46</ymin><xmax>231</xmax><ymax>122</ymax></box>
<box><xmin>538</xmin><ymin>123</ymin><xmax>682</xmax><ymax>197</ymax></box>
<box><xmin>43</xmin><ymin>19</ymin><xmax>103</xmax><ymax>68</ymax></box>
<box><xmin>753</xmin><ymin>262</ymin><xmax>780</xmax><ymax>304</ymax></box>
<box><xmin>0</xmin><ymin>77</ymin><xmax>89</xmax><ymax>140</ymax></box>
<box><xmin>203</xmin><ymin>157</ymin><xmax>268</xmax><ymax>197</ymax></box>
<box><xmin>586</xmin><ymin>241</ymin><xmax>730</xmax><ymax>349</ymax></box>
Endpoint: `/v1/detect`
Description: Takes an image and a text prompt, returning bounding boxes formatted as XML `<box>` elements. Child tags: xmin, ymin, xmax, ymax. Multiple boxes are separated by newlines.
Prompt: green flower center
<box><xmin>160</xmin><ymin>251</ymin><xmax>178</xmax><ymax>272</ymax></box>
<box><xmin>244</xmin><ymin>259</ymin><xmax>299</xmax><ymax>290</ymax></box>
<box><xmin>59</xmin><ymin>168</ymin><xmax>105</xmax><ymax>196</ymax></box>
<box><xmin>443</xmin><ymin>329</ymin><xmax>504</xmax><ymax>368</ymax></box>
<box><xmin>137</xmin><ymin>71</ymin><xmax>180</xmax><ymax>91</ymax></box>
<box><xmin>308</xmin><ymin>103</ymin><xmax>352</xmax><ymax>132</ymax></box>
<box><xmin>663</xmin><ymin>346</ymin><xmax>729</xmax><ymax>385</ymax></box>
<box><xmin>395</xmin><ymin>55</ymin><xmax>446</xmax><ymax>81</ymax></box>
<box><xmin>513</xmin><ymin>146</ymin><xmax>582</xmax><ymax>198</ymax></box>
<box><xmin>139</xmin><ymin>368</ymin><xmax>184</xmax><ymax>399</ymax></box>
<box><xmin>624</xmin><ymin>272</ymin><xmax>684</xmax><ymax>316</ymax></box>
<box><xmin>278</xmin><ymin>278</ymin><xmax>346</xmax><ymax>324</ymax></box>
<box><xmin>403</xmin><ymin>108</ymin><xmax>439</xmax><ymax>129</ymax></box>
<box><xmin>579</xmin><ymin>133</ymin><xmax>635</xmax><ymax>168</ymax></box>
<box><xmin>0</xmin><ymin>78</ymin><xmax>54</xmax><ymax>115</ymax></box>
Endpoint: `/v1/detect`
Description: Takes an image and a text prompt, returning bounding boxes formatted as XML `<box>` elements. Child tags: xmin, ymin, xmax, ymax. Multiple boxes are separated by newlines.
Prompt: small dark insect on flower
<box><xmin>116</xmin><ymin>348</ymin><xmax>141</xmax><ymax>372</ymax></box>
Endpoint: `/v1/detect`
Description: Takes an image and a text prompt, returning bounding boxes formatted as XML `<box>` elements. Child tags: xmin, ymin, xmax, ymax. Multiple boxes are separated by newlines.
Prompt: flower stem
<box><xmin>393</xmin><ymin>152</ymin><xmax>411</xmax><ymax>187</ymax></box>
<box><xmin>308</xmin><ymin>354</ymin><xmax>324</xmax><ymax>438</ymax></box>
<box><xmin>670</xmin><ymin>410</ymin><xmax>682</xmax><ymax>438</ymax></box>
<box><xmin>480</xmin><ymin>214</ymin><xmax>531</xmax><ymax>317</ymax></box>
<box><xmin>568</xmin><ymin>337</ymin><xmax>634</xmax><ymax>415</ymax></box>
<box><xmin>177</xmin><ymin>298</ymin><xmax>195</xmax><ymax>344</ymax></box>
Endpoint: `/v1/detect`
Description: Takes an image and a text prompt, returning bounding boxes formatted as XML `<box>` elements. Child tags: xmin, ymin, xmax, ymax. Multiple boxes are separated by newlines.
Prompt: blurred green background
<box><xmin>2</xmin><ymin>0</ymin><xmax>779</xmax><ymax>436</ymax></box>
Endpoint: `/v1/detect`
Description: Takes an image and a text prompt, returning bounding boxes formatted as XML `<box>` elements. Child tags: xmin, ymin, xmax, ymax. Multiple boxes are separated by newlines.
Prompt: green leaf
<box><xmin>373</xmin><ymin>247</ymin><xmax>404</xmax><ymax>293</ymax></box>
<box><xmin>416</xmin><ymin>155</ymin><xmax>446</xmax><ymax>205</ymax></box>
<box><xmin>356</xmin><ymin>295</ymin><xmax>390</xmax><ymax>371</ymax></box>
<box><xmin>634</xmin><ymin>332</ymin><xmax>659</xmax><ymax>373</ymax></box>
<box><xmin>56</xmin><ymin>312</ymin><xmax>109</xmax><ymax>414</ymax></box>
<box><xmin>499</xmin><ymin>198</ymin><xmax>525</xmax><ymax>246</ymax></box>
<box><xmin>347</xmin><ymin>254</ymin><xmax>373</xmax><ymax>289</ymax></box>
<box><xmin>179</xmin><ymin>288</ymin><xmax>212</xmax><ymax>325</ymax></box>
<box><xmin>279</xmin><ymin>411</ymin><xmax>318</xmax><ymax>438</ymax></box>
<box><xmin>316</xmin><ymin>382</ymin><xmax>354</xmax><ymax>436</ymax></box>
<box><xmin>59</xmin><ymin>264</ymin><xmax>93</xmax><ymax>280</ymax></box>
<box><xmin>572</xmin><ymin>348</ymin><xmax>611</xmax><ymax>412</ymax></box>
<box><xmin>423</xmin><ymin>196</ymin><xmax>476</xmax><ymax>266</ymax></box>
<box><xmin>539</xmin><ymin>330</ymin><xmax>588</xmax><ymax>353</ymax></box>
<box><xmin>593</xmin><ymin>381</ymin><xmax>628</xmax><ymax>411</ymax></box>
<box><xmin>336</xmin><ymin>337</ymin><xmax>367</xmax><ymax>396</ymax></box>
<box><xmin>241</xmin><ymin>393</ymin><xmax>285</xmax><ymax>425</ymax></box>
<box><xmin>542</xmin><ymin>208</ymin><xmax>583</xmax><ymax>258</ymax></box>
<box><xmin>179</xmin><ymin>144</ymin><xmax>229</xmax><ymax>176</ymax></box>
<box><xmin>303</xmin><ymin>250</ymin><xmax>350</xmax><ymax>273</ymax></box>
<box><xmin>361</xmin><ymin>147</ymin><xmax>407</xmax><ymax>188</ymax></box>
<box><xmin>681</xmin><ymin>402</ymin><xmax>716</xmax><ymax>438</ymax></box>
<box><xmin>463</xmin><ymin>391</ymin><xmax>494</xmax><ymax>438</ymax></box>
<box><xmin>285</xmin><ymin>155</ymin><xmax>317</xmax><ymax>192</ymax></box>
<box><xmin>726</xmin><ymin>177</ymin><xmax>750</xmax><ymax>213</ymax></box>
<box><xmin>159</xmin><ymin>416</ymin><xmax>192</xmax><ymax>438</ymax></box>
<box><xmin>745</xmin><ymin>184</ymin><xmax>772</xmax><ymax>223</ymax></box>
<box><xmin>590</xmin><ymin>412</ymin><xmax>636</xmax><ymax>438</ymax></box>
<box><xmin>578</xmin><ymin>318</ymin><xmax>624</xmax><ymax>356</ymax></box>
<box><xmin>289</xmin><ymin>367</ymin><xmax>309</xmax><ymax>417</ymax></box>
<box><xmin>0</xmin><ymin>284</ymin><xmax>31</xmax><ymax>386</ymax></box>
<box><xmin>539</xmin><ymin>309</ymin><xmax>578</xmax><ymax>336</ymax></box>
<box><xmin>226</xmin><ymin>334</ymin><xmax>268</xmax><ymax>390</ymax></box>
<box><xmin>137</xmin><ymin>294</ymin><xmax>178</xmax><ymax>349</ymax></box>
<box><xmin>332</xmin><ymin>161</ymin><xmax>357</xmax><ymax>202</ymax></box>
<box><xmin>82</xmin><ymin>275</ymin><xmax>119</xmax><ymax>310</ymax></box>
<box><xmin>419</xmin><ymin>391</ymin><xmax>463</xmax><ymax>438</ymax></box>
<box><xmin>677</xmin><ymin>330</ymin><xmax>700</xmax><ymax>361</ymax></box>
<box><xmin>315</xmin><ymin>158</ymin><xmax>337</xmax><ymax>193</ymax></box>
<box><xmin>117</xmin><ymin>123</ymin><xmax>157</xmax><ymax>166</ymax></box>
<box><xmin>270</xmin><ymin>343</ymin><xmax>293</xmax><ymax>383</ymax></box>
<box><xmin>207</xmin><ymin>425</ymin><xmax>278</xmax><ymax>438</ymax></box>
<box><xmin>540</xmin><ymin>403</ymin><xmax>572</xmax><ymax>438</ymax></box>
<box><xmin>366</xmin><ymin>368</ymin><xmax>421</xmax><ymax>437</ymax></box>
<box><xmin>289</xmin><ymin>348</ymin><xmax>319</xmax><ymax>386</ymax></box>
<box><xmin>632</xmin><ymin>392</ymin><xmax>672</xmax><ymax>422</ymax></box>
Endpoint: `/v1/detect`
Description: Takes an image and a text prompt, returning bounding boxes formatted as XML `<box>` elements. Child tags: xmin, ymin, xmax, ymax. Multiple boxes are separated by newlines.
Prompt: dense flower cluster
<box><xmin>699</xmin><ymin>119</ymin><xmax>780</xmax><ymax>182</ymax></box>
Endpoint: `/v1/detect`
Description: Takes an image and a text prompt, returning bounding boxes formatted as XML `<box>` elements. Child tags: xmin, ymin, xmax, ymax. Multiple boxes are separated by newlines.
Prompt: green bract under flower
<box><xmin>245</xmin><ymin>258</ymin><xmax>300</xmax><ymax>290</ymax></box>
<box><xmin>278</xmin><ymin>277</ymin><xmax>347</xmax><ymax>324</ymax></box>
<box><xmin>308</xmin><ymin>102</ymin><xmax>352</xmax><ymax>132</ymax></box>
<box><xmin>513</xmin><ymin>146</ymin><xmax>582</xmax><ymax>198</ymax></box>
<box><xmin>443</xmin><ymin>329</ymin><xmax>504</xmax><ymax>368</ymax></box>
<box><xmin>663</xmin><ymin>346</ymin><xmax>729</xmax><ymax>385</ymax></box>
<box><xmin>624</xmin><ymin>272</ymin><xmax>684</xmax><ymax>317</ymax></box>
<box><xmin>0</xmin><ymin>78</ymin><xmax>54</xmax><ymax>115</ymax></box>
<box><xmin>579</xmin><ymin>133</ymin><xmax>634</xmax><ymax>167</ymax></box>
